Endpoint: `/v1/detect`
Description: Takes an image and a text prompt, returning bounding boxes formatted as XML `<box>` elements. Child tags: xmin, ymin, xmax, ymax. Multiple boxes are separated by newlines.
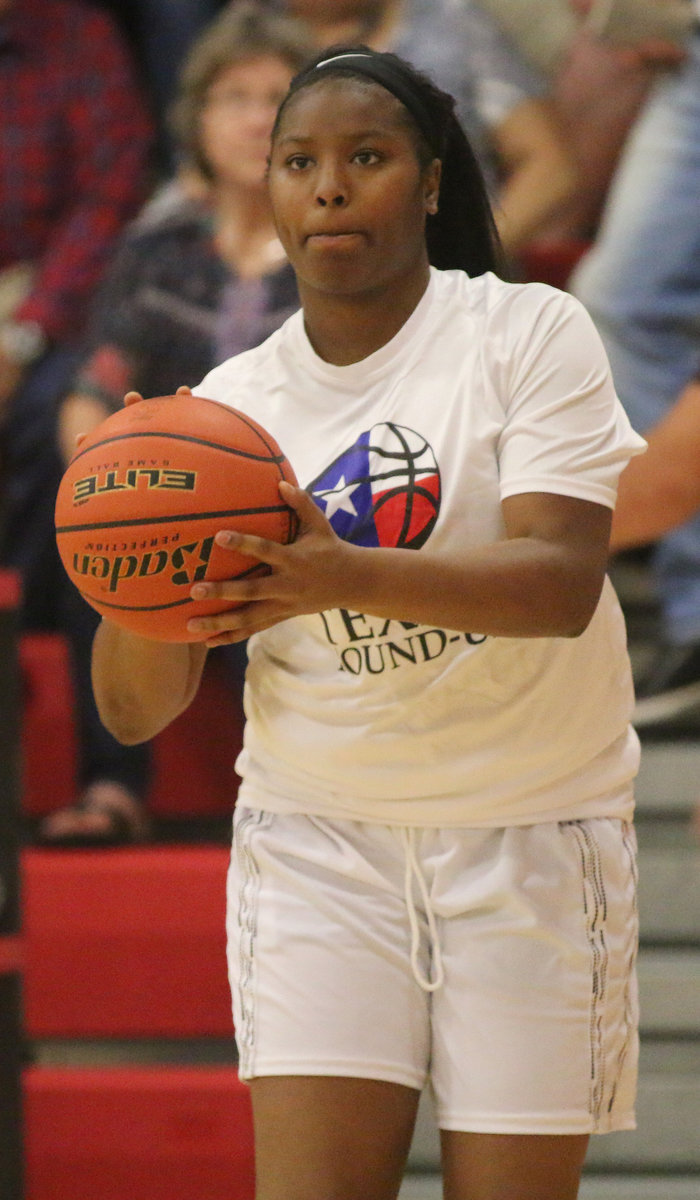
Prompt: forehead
<box><xmin>274</xmin><ymin>76</ymin><xmax>414</xmax><ymax>142</ymax></box>
<box><xmin>210</xmin><ymin>55</ymin><xmax>293</xmax><ymax>89</ymax></box>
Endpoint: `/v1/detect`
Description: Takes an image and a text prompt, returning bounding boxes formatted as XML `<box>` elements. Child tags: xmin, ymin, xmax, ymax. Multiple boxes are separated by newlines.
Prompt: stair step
<box><xmin>399</xmin><ymin>1175</ymin><xmax>700</xmax><ymax>1200</ymax></box>
<box><xmin>23</xmin><ymin>1065</ymin><xmax>254</xmax><ymax>1200</ymax></box>
<box><xmin>636</xmin><ymin>741</ymin><xmax>700</xmax><ymax>815</ymax></box>
<box><xmin>637</xmin><ymin>949</ymin><xmax>700</xmax><ymax>1033</ymax></box>
<box><xmin>22</xmin><ymin>846</ymin><xmax>233</xmax><ymax>1038</ymax></box>
<box><xmin>637</xmin><ymin>841</ymin><xmax>700</xmax><ymax>942</ymax></box>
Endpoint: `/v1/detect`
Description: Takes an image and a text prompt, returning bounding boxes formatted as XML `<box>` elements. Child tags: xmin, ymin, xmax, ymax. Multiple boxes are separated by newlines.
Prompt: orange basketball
<box><xmin>54</xmin><ymin>394</ymin><xmax>298</xmax><ymax>642</ymax></box>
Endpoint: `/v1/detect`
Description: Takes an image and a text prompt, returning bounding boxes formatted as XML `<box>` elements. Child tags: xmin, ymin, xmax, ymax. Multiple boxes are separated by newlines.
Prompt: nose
<box><xmin>315</xmin><ymin>161</ymin><xmax>348</xmax><ymax>208</ymax></box>
<box><xmin>317</xmin><ymin>192</ymin><xmax>346</xmax><ymax>207</ymax></box>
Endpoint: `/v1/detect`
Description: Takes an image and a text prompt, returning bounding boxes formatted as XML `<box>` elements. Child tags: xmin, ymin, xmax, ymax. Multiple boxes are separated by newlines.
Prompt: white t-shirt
<box><xmin>197</xmin><ymin>269</ymin><xmax>646</xmax><ymax>827</ymax></box>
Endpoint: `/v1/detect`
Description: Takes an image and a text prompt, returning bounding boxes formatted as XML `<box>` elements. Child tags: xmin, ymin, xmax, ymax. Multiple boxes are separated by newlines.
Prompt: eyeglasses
<box><xmin>203</xmin><ymin>88</ymin><xmax>285</xmax><ymax>114</ymax></box>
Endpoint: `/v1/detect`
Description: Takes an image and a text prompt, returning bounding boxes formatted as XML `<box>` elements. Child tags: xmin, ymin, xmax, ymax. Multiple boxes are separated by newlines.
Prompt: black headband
<box><xmin>312</xmin><ymin>51</ymin><xmax>440</xmax><ymax>154</ymax></box>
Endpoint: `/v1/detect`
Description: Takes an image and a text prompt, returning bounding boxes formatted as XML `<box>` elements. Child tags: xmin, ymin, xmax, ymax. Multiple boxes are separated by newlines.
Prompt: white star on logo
<box><xmin>316</xmin><ymin>475</ymin><xmax>360</xmax><ymax>519</ymax></box>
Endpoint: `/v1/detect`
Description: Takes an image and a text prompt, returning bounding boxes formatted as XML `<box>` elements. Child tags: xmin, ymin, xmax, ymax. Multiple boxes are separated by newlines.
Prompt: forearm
<box><xmin>339</xmin><ymin>536</ymin><xmax>605</xmax><ymax>638</ymax></box>
<box><xmin>610</xmin><ymin>380</ymin><xmax>700</xmax><ymax>552</ymax></box>
<box><xmin>497</xmin><ymin>155</ymin><xmax>577</xmax><ymax>255</ymax></box>
<box><xmin>495</xmin><ymin>100</ymin><xmax>578</xmax><ymax>255</ymax></box>
<box><xmin>92</xmin><ymin>619</ymin><xmax>207</xmax><ymax>744</ymax></box>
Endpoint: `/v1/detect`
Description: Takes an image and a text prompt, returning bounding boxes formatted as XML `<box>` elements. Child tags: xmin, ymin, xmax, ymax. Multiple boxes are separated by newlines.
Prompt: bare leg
<box><xmin>249</xmin><ymin>1075</ymin><xmax>421</xmax><ymax>1200</ymax></box>
<box><xmin>441</xmin><ymin>1130</ymin><xmax>590</xmax><ymax>1200</ymax></box>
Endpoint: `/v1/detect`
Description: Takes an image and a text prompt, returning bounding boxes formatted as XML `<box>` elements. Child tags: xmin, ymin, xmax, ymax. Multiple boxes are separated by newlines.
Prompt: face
<box><xmin>267</xmin><ymin>78</ymin><xmax>440</xmax><ymax>299</ymax></box>
<box><xmin>198</xmin><ymin>56</ymin><xmax>294</xmax><ymax>191</ymax></box>
<box><xmin>283</xmin><ymin>1</ymin><xmax>384</xmax><ymax>24</ymax></box>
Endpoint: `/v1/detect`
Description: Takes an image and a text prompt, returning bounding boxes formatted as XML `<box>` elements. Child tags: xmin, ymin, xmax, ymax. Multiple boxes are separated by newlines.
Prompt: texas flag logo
<box><xmin>308</xmin><ymin>423</ymin><xmax>441</xmax><ymax>550</ymax></box>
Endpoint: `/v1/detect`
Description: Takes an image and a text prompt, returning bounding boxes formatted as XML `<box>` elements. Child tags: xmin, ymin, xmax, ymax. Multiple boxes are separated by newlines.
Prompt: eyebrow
<box><xmin>275</xmin><ymin>127</ymin><xmax>401</xmax><ymax>148</ymax></box>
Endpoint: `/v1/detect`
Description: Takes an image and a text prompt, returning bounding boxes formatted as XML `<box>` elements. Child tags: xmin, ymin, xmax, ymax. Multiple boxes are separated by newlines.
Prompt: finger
<box><xmin>187</xmin><ymin>601</ymin><xmax>281</xmax><ymax>642</ymax></box>
<box><xmin>213</xmin><ymin>528</ymin><xmax>289</xmax><ymax>564</ymax></box>
<box><xmin>279</xmin><ymin>481</ymin><xmax>331</xmax><ymax>532</ymax></box>
<box><xmin>176</xmin><ymin>385</ymin><xmax>193</xmax><ymax>396</ymax></box>
<box><xmin>190</xmin><ymin>575</ymin><xmax>276</xmax><ymax>604</ymax></box>
<box><xmin>124</xmin><ymin>390</ymin><xmax>144</xmax><ymax>407</ymax></box>
<box><xmin>75</xmin><ymin>432</ymin><xmax>88</xmax><ymax>449</ymax></box>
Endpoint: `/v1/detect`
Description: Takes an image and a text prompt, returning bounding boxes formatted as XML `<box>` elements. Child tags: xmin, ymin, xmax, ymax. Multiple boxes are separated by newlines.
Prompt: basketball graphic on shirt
<box><xmin>309</xmin><ymin>423</ymin><xmax>440</xmax><ymax>549</ymax></box>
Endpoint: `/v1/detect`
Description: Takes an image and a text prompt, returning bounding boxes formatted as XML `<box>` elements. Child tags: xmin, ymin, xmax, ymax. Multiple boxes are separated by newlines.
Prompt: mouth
<box><xmin>304</xmin><ymin>230</ymin><xmax>366</xmax><ymax>248</ymax></box>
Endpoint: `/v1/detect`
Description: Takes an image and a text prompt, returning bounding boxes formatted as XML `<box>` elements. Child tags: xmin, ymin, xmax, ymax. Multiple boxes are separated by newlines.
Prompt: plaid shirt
<box><xmin>0</xmin><ymin>0</ymin><xmax>153</xmax><ymax>341</ymax></box>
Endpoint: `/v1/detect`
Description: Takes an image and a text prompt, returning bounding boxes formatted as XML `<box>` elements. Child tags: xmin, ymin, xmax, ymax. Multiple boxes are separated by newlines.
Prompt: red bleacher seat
<box><xmin>24</xmin><ymin>1065</ymin><xmax>255</xmax><ymax>1200</ymax></box>
<box><xmin>20</xmin><ymin>633</ymin><xmax>243</xmax><ymax>819</ymax></box>
<box><xmin>518</xmin><ymin>238</ymin><xmax>590</xmax><ymax>292</ymax></box>
<box><xmin>20</xmin><ymin>633</ymin><xmax>78</xmax><ymax>816</ymax></box>
<box><xmin>22</xmin><ymin>846</ymin><xmax>233</xmax><ymax>1038</ymax></box>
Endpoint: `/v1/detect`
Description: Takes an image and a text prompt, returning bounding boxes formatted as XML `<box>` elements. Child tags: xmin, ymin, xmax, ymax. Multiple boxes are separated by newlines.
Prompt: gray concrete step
<box><xmin>399</xmin><ymin>1174</ymin><xmax>700</xmax><ymax>1199</ymax></box>
<box><xmin>637</xmin><ymin>836</ymin><xmax>700</xmax><ymax>943</ymax></box>
<box><xmin>638</xmin><ymin>949</ymin><xmax>700</xmax><ymax>1033</ymax></box>
<box><xmin>636</xmin><ymin>741</ymin><xmax>700</xmax><ymax>815</ymax></box>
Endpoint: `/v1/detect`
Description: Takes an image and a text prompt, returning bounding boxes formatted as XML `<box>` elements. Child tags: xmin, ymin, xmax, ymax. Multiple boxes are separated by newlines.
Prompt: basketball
<box><xmin>54</xmin><ymin>394</ymin><xmax>299</xmax><ymax>641</ymax></box>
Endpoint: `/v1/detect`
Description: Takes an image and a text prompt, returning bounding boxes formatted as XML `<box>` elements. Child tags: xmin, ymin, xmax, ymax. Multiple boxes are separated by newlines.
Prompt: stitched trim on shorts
<box><xmin>563</xmin><ymin>820</ymin><xmax>610</xmax><ymax>1126</ymax></box>
<box><xmin>605</xmin><ymin>820</ymin><xmax>639</xmax><ymax>1121</ymax></box>
<box><xmin>233</xmin><ymin>809</ymin><xmax>267</xmax><ymax>1079</ymax></box>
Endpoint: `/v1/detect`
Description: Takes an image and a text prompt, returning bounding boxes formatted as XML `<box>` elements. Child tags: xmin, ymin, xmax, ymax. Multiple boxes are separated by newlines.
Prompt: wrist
<box><xmin>0</xmin><ymin>319</ymin><xmax>48</xmax><ymax>367</ymax></box>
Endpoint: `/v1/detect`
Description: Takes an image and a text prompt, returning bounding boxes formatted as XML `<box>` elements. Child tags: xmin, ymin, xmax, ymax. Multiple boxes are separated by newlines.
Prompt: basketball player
<box><xmin>92</xmin><ymin>48</ymin><xmax>646</xmax><ymax>1200</ymax></box>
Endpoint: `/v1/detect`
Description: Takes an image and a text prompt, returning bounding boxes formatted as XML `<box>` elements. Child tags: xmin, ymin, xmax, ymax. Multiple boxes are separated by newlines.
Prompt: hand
<box><xmin>58</xmin><ymin>392</ymin><xmax>111</xmax><ymax>464</ymax></box>
<box><xmin>186</xmin><ymin>482</ymin><xmax>352</xmax><ymax>646</ymax></box>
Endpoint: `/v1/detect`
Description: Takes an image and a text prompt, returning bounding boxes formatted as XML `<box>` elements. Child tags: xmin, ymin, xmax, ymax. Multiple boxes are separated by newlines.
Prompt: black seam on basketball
<box><xmin>57</xmin><ymin>503</ymin><xmax>292</xmax><ymax>535</ymax></box>
<box><xmin>69</xmin><ymin>429</ymin><xmax>287</xmax><ymax>466</ymax></box>
<box><xmin>229</xmin><ymin>410</ymin><xmax>288</xmax><ymax>480</ymax></box>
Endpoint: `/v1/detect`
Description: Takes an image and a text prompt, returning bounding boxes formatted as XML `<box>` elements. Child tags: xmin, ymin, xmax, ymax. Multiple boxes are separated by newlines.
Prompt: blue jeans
<box><xmin>571</xmin><ymin>31</ymin><xmax>700</xmax><ymax>645</ymax></box>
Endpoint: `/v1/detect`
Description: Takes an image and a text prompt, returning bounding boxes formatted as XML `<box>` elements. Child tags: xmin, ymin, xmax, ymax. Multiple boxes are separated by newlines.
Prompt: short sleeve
<box><xmin>495</xmin><ymin>286</ymin><xmax>647</xmax><ymax>508</ymax></box>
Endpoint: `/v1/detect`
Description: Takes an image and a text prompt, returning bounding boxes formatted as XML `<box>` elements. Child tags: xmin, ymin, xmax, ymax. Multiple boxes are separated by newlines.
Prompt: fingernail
<box><xmin>191</xmin><ymin>584</ymin><xmax>207</xmax><ymax>599</ymax></box>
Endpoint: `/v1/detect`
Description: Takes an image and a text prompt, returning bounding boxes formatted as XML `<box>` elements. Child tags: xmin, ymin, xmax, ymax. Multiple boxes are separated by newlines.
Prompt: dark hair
<box><xmin>271</xmin><ymin>45</ymin><xmax>507</xmax><ymax>279</ymax></box>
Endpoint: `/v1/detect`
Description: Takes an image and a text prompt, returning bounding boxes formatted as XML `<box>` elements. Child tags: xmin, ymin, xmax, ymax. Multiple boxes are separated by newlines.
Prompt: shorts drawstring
<box><xmin>401</xmin><ymin>827</ymin><xmax>445</xmax><ymax>993</ymax></box>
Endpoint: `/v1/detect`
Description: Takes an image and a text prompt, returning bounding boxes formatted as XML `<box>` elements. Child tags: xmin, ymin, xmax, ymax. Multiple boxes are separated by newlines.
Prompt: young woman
<box><xmin>93</xmin><ymin>47</ymin><xmax>646</xmax><ymax>1200</ymax></box>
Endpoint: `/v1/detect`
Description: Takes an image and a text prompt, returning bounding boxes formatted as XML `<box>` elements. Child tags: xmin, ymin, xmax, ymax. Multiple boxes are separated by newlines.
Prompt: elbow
<box><xmin>94</xmin><ymin>683</ymin><xmax>166</xmax><ymax>745</ymax></box>
<box><xmin>558</xmin><ymin>582</ymin><xmax>604</xmax><ymax>638</ymax></box>
<box><xmin>535</xmin><ymin>571</ymin><xmax>605</xmax><ymax>639</ymax></box>
<box><xmin>96</xmin><ymin>696</ymin><xmax>153</xmax><ymax>745</ymax></box>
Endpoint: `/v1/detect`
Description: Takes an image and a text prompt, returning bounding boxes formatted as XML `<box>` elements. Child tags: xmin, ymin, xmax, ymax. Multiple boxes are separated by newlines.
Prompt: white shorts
<box><xmin>226</xmin><ymin>807</ymin><xmax>639</xmax><ymax>1135</ymax></box>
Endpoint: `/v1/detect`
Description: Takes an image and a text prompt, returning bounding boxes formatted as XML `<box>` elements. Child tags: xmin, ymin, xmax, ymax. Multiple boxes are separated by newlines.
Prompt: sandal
<box><xmin>37</xmin><ymin>781</ymin><xmax>152</xmax><ymax>848</ymax></box>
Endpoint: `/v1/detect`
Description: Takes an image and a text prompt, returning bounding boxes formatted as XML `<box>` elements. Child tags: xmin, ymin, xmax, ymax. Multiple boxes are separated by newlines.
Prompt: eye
<box><xmin>286</xmin><ymin>153</ymin><xmax>312</xmax><ymax>171</ymax></box>
<box><xmin>353</xmin><ymin>149</ymin><xmax>381</xmax><ymax>166</ymax></box>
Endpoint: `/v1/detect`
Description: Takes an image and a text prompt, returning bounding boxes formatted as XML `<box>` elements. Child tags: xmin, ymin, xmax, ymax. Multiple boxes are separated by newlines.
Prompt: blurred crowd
<box><xmin>0</xmin><ymin>0</ymin><xmax>698</xmax><ymax>844</ymax></box>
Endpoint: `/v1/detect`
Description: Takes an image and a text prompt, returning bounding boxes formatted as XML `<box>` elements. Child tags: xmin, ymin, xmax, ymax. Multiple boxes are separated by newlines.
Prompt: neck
<box><xmin>298</xmin><ymin>262</ymin><xmax>430</xmax><ymax>365</ymax></box>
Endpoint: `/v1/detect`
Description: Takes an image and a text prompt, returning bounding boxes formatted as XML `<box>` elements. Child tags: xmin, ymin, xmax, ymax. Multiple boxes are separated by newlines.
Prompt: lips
<box><xmin>305</xmin><ymin>229</ymin><xmax>365</xmax><ymax>243</ymax></box>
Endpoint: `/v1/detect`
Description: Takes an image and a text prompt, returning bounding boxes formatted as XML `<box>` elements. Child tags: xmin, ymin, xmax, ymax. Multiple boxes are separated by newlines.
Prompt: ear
<box><xmin>424</xmin><ymin>158</ymin><xmax>441</xmax><ymax>215</ymax></box>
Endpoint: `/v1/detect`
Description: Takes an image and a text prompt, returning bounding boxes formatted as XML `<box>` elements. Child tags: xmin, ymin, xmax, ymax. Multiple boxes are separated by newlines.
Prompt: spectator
<box><xmin>39</xmin><ymin>1</ymin><xmax>312</xmax><ymax>845</ymax></box>
<box><xmin>571</xmin><ymin>6</ymin><xmax>700</xmax><ymax>728</ymax></box>
<box><xmin>273</xmin><ymin>0</ymin><xmax>578</xmax><ymax>261</ymax></box>
<box><xmin>479</xmin><ymin>0</ymin><xmax>693</xmax><ymax>239</ymax></box>
<box><xmin>0</xmin><ymin>0</ymin><xmax>153</xmax><ymax>632</ymax></box>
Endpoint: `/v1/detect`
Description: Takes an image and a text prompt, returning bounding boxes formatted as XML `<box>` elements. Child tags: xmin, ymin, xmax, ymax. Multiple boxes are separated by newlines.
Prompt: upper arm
<box><xmin>502</xmin><ymin>491</ymin><xmax>613</xmax><ymax>628</ymax></box>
